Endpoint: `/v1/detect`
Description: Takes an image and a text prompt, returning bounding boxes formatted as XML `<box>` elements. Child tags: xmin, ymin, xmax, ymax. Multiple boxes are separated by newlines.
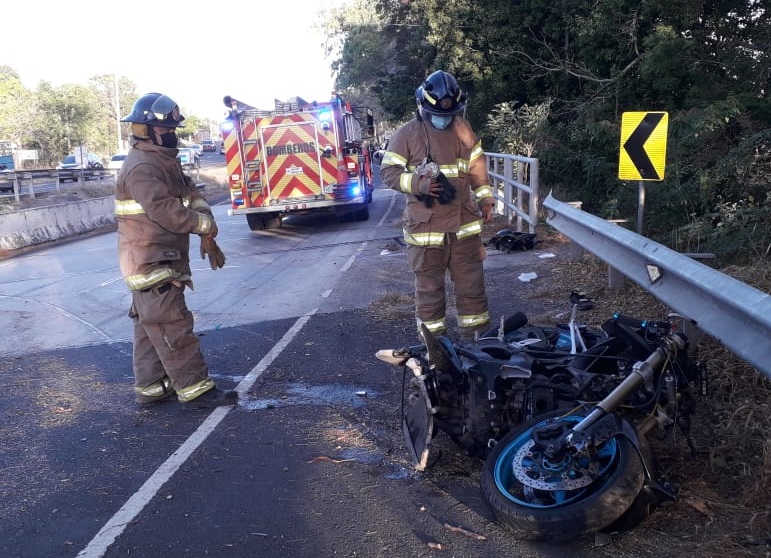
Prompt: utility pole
<box><xmin>114</xmin><ymin>74</ymin><xmax>121</xmax><ymax>153</ymax></box>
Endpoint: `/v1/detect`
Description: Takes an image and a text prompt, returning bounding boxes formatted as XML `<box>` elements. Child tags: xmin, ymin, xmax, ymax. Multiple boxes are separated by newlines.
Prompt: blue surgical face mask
<box><xmin>430</xmin><ymin>115</ymin><xmax>453</xmax><ymax>130</ymax></box>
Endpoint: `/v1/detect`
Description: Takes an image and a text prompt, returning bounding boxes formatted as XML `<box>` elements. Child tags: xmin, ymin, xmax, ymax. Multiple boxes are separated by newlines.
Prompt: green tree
<box><xmin>0</xmin><ymin>66</ymin><xmax>35</xmax><ymax>146</ymax></box>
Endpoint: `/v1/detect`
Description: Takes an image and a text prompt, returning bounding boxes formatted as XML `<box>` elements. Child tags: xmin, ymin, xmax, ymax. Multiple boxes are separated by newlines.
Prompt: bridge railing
<box><xmin>485</xmin><ymin>152</ymin><xmax>539</xmax><ymax>234</ymax></box>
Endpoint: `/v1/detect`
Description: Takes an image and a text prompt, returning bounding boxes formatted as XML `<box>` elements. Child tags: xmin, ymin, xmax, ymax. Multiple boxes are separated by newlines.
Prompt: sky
<box><xmin>3</xmin><ymin>0</ymin><xmax>350</xmax><ymax>121</ymax></box>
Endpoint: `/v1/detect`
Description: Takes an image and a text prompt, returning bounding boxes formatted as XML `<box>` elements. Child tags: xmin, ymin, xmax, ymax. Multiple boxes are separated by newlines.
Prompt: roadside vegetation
<box><xmin>0</xmin><ymin>71</ymin><xmax>217</xmax><ymax>168</ymax></box>
<box><xmin>325</xmin><ymin>0</ymin><xmax>771</xmax><ymax>266</ymax></box>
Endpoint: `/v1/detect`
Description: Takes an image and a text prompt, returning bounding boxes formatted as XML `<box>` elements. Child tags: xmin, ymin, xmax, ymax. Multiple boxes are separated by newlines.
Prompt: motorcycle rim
<box><xmin>480</xmin><ymin>410</ymin><xmax>645</xmax><ymax>542</ymax></box>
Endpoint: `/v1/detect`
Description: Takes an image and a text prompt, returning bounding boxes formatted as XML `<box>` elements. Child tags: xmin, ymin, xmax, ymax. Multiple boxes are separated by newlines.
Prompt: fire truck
<box><xmin>221</xmin><ymin>94</ymin><xmax>375</xmax><ymax>230</ymax></box>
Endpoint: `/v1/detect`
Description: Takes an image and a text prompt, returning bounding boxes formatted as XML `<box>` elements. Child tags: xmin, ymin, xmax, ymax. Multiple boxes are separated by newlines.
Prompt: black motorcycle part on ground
<box><xmin>479</xmin><ymin>409</ymin><xmax>645</xmax><ymax>542</ymax></box>
<box><xmin>402</xmin><ymin>377</ymin><xmax>434</xmax><ymax>471</ymax></box>
<box><xmin>402</xmin><ymin>325</ymin><xmax>467</xmax><ymax>470</ymax></box>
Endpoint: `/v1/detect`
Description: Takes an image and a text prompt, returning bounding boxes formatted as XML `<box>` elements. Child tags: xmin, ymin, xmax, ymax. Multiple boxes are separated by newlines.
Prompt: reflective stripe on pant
<box><xmin>130</xmin><ymin>283</ymin><xmax>212</xmax><ymax>398</ymax></box>
<box><xmin>407</xmin><ymin>234</ymin><xmax>490</xmax><ymax>337</ymax></box>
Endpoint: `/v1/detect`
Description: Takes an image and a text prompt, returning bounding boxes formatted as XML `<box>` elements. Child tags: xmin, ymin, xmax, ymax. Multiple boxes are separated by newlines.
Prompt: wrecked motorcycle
<box><xmin>376</xmin><ymin>302</ymin><xmax>705</xmax><ymax>542</ymax></box>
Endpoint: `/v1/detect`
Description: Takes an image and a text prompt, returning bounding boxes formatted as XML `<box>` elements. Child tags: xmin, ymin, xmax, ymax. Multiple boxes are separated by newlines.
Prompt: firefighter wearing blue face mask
<box><xmin>379</xmin><ymin>71</ymin><xmax>495</xmax><ymax>341</ymax></box>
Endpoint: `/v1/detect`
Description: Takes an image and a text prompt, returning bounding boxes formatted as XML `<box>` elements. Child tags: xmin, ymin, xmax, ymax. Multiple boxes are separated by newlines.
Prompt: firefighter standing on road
<box><xmin>115</xmin><ymin>92</ymin><xmax>237</xmax><ymax>409</ymax></box>
<box><xmin>380</xmin><ymin>71</ymin><xmax>495</xmax><ymax>341</ymax></box>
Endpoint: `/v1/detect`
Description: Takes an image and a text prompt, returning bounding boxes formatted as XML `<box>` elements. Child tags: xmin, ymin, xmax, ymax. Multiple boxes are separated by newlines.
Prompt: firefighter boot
<box><xmin>135</xmin><ymin>376</ymin><xmax>176</xmax><ymax>408</ymax></box>
<box><xmin>182</xmin><ymin>387</ymin><xmax>239</xmax><ymax>410</ymax></box>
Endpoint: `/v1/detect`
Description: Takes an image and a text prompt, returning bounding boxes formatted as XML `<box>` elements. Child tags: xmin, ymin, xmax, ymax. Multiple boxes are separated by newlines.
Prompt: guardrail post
<box><xmin>607</xmin><ymin>219</ymin><xmax>629</xmax><ymax>289</ymax></box>
<box><xmin>566</xmin><ymin>202</ymin><xmax>584</xmax><ymax>260</ymax></box>
<box><xmin>12</xmin><ymin>174</ymin><xmax>21</xmax><ymax>202</ymax></box>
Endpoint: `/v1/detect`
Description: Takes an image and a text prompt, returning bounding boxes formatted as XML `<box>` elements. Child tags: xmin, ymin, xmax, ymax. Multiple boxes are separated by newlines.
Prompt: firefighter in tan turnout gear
<box><xmin>116</xmin><ymin>92</ymin><xmax>237</xmax><ymax>409</ymax></box>
<box><xmin>380</xmin><ymin>71</ymin><xmax>495</xmax><ymax>341</ymax></box>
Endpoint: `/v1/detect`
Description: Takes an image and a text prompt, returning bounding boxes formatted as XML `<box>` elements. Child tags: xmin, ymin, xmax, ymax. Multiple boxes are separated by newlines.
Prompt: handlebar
<box><xmin>612</xmin><ymin>313</ymin><xmax>670</xmax><ymax>336</ymax></box>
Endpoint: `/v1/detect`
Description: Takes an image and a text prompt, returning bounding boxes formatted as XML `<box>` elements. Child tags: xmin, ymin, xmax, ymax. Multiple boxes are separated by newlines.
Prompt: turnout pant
<box><xmin>407</xmin><ymin>233</ymin><xmax>490</xmax><ymax>339</ymax></box>
<box><xmin>130</xmin><ymin>283</ymin><xmax>211</xmax><ymax>401</ymax></box>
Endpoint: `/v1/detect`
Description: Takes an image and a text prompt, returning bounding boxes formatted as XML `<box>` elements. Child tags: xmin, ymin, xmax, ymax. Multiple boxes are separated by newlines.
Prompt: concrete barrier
<box><xmin>0</xmin><ymin>196</ymin><xmax>115</xmax><ymax>251</ymax></box>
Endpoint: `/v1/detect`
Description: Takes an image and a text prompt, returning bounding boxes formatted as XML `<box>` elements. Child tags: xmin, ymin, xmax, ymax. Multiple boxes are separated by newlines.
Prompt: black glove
<box><xmin>417</xmin><ymin>194</ymin><xmax>434</xmax><ymax>208</ymax></box>
<box><xmin>435</xmin><ymin>172</ymin><xmax>456</xmax><ymax>204</ymax></box>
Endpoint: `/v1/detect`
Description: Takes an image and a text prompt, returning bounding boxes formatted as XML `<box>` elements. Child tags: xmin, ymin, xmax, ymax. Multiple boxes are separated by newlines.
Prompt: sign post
<box><xmin>618</xmin><ymin>112</ymin><xmax>668</xmax><ymax>234</ymax></box>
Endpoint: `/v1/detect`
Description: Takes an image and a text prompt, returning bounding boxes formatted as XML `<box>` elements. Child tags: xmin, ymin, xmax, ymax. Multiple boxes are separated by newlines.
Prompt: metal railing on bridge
<box><xmin>485</xmin><ymin>152</ymin><xmax>539</xmax><ymax>234</ymax></box>
<box><xmin>0</xmin><ymin>164</ymin><xmax>201</xmax><ymax>202</ymax></box>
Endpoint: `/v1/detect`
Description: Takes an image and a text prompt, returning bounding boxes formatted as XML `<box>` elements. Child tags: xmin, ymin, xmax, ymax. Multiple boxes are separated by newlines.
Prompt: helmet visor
<box><xmin>149</xmin><ymin>95</ymin><xmax>184</xmax><ymax>123</ymax></box>
<box><xmin>419</xmin><ymin>89</ymin><xmax>464</xmax><ymax>115</ymax></box>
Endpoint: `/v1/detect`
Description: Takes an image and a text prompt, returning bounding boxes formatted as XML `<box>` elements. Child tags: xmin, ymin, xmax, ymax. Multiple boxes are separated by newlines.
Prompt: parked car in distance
<box><xmin>0</xmin><ymin>170</ymin><xmax>13</xmax><ymax>192</ymax></box>
<box><xmin>219</xmin><ymin>142</ymin><xmax>225</xmax><ymax>155</ymax></box>
<box><xmin>177</xmin><ymin>147</ymin><xmax>199</xmax><ymax>168</ymax></box>
<box><xmin>57</xmin><ymin>153</ymin><xmax>104</xmax><ymax>182</ymax></box>
<box><xmin>202</xmin><ymin>139</ymin><xmax>216</xmax><ymax>152</ymax></box>
<box><xmin>108</xmin><ymin>154</ymin><xmax>127</xmax><ymax>171</ymax></box>
<box><xmin>187</xmin><ymin>144</ymin><xmax>203</xmax><ymax>158</ymax></box>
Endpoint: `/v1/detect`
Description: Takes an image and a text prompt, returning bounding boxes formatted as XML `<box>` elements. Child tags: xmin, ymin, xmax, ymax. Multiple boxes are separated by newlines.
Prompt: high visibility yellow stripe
<box><xmin>115</xmin><ymin>196</ymin><xmax>196</xmax><ymax>214</ymax></box>
<box><xmin>177</xmin><ymin>378</ymin><xmax>216</xmax><ymax>402</ymax></box>
<box><xmin>420</xmin><ymin>317</ymin><xmax>446</xmax><ymax>333</ymax></box>
<box><xmin>134</xmin><ymin>376</ymin><xmax>172</xmax><ymax>397</ymax></box>
<box><xmin>470</xmin><ymin>141</ymin><xmax>484</xmax><ymax>162</ymax></box>
<box><xmin>381</xmin><ymin>151</ymin><xmax>407</xmax><ymax>167</ymax></box>
<box><xmin>457</xmin><ymin>220</ymin><xmax>482</xmax><ymax>239</ymax></box>
<box><xmin>474</xmin><ymin>185</ymin><xmax>493</xmax><ymax>200</ymax></box>
<box><xmin>404</xmin><ymin>229</ymin><xmax>446</xmax><ymax>246</ymax></box>
<box><xmin>458</xmin><ymin>311</ymin><xmax>490</xmax><ymax>328</ymax></box>
<box><xmin>125</xmin><ymin>268</ymin><xmax>177</xmax><ymax>290</ymax></box>
<box><xmin>196</xmin><ymin>214</ymin><xmax>215</xmax><ymax>235</ymax></box>
<box><xmin>399</xmin><ymin>173</ymin><xmax>413</xmax><ymax>194</ymax></box>
<box><xmin>439</xmin><ymin>164</ymin><xmax>459</xmax><ymax>178</ymax></box>
<box><xmin>115</xmin><ymin>199</ymin><xmax>145</xmax><ymax>215</ymax></box>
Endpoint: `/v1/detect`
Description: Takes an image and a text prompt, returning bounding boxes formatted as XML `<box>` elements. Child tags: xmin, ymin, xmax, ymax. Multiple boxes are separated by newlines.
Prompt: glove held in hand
<box><xmin>200</xmin><ymin>236</ymin><xmax>226</xmax><ymax>270</ymax></box>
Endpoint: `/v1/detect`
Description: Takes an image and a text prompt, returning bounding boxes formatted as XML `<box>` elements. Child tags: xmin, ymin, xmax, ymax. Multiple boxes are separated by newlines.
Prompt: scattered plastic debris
<box><xmin>518</xmin><ymin>272</ymin><xmax>538</xmax><ymax>282</ymax></box>
<box><xmin>538</xmin><ymin>252</ymin><xmax>556</xmax><ymax>259</ymax></box>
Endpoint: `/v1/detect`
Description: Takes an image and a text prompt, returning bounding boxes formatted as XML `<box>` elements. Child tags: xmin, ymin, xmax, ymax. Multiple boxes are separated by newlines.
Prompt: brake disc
<box><xmin>511</xmin><ymin>439</ymin><xmax>599</xmax><ymax>491</ymax></box>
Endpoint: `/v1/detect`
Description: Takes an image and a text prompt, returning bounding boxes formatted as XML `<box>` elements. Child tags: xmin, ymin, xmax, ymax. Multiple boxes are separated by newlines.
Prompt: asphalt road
<box><xmin>0</xmin><ymin>184</ymin><xmax>591</xmax><ymax>558</ymax></box>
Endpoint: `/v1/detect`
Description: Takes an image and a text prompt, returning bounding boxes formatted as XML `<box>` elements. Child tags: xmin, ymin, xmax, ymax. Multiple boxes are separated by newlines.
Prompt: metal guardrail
<box><xmin>0</xmin><ymin>164</ymin><xmax>199</xmax><ymax>202</ymax></box>
<box><xmin>0</xmin><ymin>169</ymin><xmax>121</xmax><ymax>201</ymax></box>
<box><xmin>485</xmin><ymin>152</ymin><xmax>539</xmax><ymax>234</ymax></box>
<box><xmin>544</xmin><ymin>192</ymin><xmax>771</xmax><ymax>379</ymax></box>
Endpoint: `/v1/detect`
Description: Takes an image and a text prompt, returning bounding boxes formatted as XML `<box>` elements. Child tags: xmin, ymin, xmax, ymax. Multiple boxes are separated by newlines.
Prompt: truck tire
<box><xmin>354</xmin><ymin>205</ymin><xmax>370</xmax><ymax>221</ymax></box>
<box><xmin>262</xmin><ymin>213</ymin><xmax>282</xmax><ymax>229</ymax></box>
<box><xmin>246</xmin><ymin>214</ymin><xmax>265</xmax><ymax>231</ymax></box>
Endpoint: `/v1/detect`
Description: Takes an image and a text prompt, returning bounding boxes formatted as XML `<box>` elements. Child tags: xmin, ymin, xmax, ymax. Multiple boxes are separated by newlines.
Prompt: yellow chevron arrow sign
<box><xmin>619</xmin><ymin>112</ymin><xmax>668</xmax><ymax>181</ymax></box>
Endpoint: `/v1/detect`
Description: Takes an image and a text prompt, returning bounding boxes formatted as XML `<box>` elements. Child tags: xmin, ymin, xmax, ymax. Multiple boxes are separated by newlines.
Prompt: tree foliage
<box><xmin>0</xmin><ymin>66</ymin><xmax>211</xmax><ymax>166</ymax></box>
<box><xmin>331</xmin><ymin>0</ymin><xmax>771</xmax><ymax>262</ymax></box>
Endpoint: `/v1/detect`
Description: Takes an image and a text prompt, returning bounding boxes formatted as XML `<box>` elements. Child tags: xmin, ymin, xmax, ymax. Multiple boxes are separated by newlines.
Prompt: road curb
<box><xmin>0</xmin><ymin>195</ymin><xmax>115</xmax><ymax>251</ymax></box>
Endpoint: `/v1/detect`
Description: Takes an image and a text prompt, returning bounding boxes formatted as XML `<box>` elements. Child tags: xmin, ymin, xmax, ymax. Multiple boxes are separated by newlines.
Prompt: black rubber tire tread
<box><xmin>354</xmin><ymin>205</ymin><xmax>370</xmax><ymax>221</ymax></box>
<box><xmin>262</xmin><ymin>214</ymin><xmax>282</xmax><ymax>229</ymax></box>
<box><xmin>480</xmin><ymin>410</ymin><xmax>645</xmax><ymax>542</ymax></box>
<box><xmin>246</xmin><ymin>213</ymin><xmax>264</xmax><ymax>231</ymax></box>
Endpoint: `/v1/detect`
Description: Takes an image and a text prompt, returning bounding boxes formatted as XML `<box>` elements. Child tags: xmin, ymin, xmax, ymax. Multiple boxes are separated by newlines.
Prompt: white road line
<box><xmin>75</xmin><ymin>310</ymin><xmax>316</xmax><ymax>558</ymax></box>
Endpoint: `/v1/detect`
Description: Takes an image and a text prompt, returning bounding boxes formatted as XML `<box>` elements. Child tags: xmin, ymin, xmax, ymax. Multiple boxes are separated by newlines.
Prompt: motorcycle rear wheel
<box><xmin>480</xmin><ymin>410</ymin><xmax>644</xmax><ymax>542</ymax></box>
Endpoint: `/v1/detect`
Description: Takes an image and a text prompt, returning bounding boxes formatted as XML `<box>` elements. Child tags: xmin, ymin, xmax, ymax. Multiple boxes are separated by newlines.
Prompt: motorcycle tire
<box><xmin>480</xmin><ymin>409</ymin><xmax>645</xmax><ymax>542</ymax></box>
